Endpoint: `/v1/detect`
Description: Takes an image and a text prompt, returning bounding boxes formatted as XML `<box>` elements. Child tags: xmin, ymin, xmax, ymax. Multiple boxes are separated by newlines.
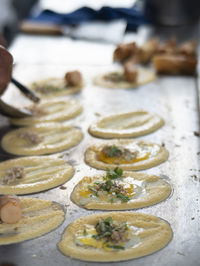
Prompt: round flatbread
<box><xmin>0</xmin><ymin>198</ymin><xmax>65</xmax><ymax>245</ymax></box>
<box><xmin>1</xmin><ymin>122</ymin><xmax>83</xmax><ymax>156</ymax></box>
<box><xmin>58</xmin><ymin>211</ymin><xmax>172</xmax><ymax>262</ymax></box>
<box><xmin>94</xmin><ymin>68</ymin><xmax>156</xmax><ymax>89</ymax></box>
<box><xmin>10</xmin><ymin>98</ymin><xmax>83</xmax><ymax>126</ymax></box>
<box><xmin>0</xmin><ymin>156</ymin><xmax>74</xmax><ymax>194</ymax></box>
<box><xmin>88</xmin><ymin>110</ymin><xmax>164</xmax><ymax>138</ymax></box>
<box><xmin>30</xmin><ymin>77</ymin><xmax>83</xmax><ymax>98</ymax></box>
<box><xmin>71</xmin><ymin>170</ymin><xmax>171</xmax><ymax>210</ymax></box>
<box><xmin>85</xmin><ymin>139</ymin><xmax>169</xmax><ymax>171</ymax></box>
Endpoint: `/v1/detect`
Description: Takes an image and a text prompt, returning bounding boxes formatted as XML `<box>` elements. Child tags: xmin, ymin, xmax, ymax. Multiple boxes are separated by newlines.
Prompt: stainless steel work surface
<box><xmin>0</xmin><ymin>32</ymin><xmax>200</xmax><ymax>266</ymax></box>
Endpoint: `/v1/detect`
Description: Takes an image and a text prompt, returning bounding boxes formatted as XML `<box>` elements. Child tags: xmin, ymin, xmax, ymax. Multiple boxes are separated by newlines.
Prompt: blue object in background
<box><xmin>29</xmin><ymin>6</ymin><xmax>149</xmax><ymax>31</ymax></box>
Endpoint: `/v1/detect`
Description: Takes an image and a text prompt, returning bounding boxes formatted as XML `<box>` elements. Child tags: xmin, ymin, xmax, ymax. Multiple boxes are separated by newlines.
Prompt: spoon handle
<box><xmin>11</xmin><ymin>78</ymin><xmax>40</xmax><ymax>103</ymax></box>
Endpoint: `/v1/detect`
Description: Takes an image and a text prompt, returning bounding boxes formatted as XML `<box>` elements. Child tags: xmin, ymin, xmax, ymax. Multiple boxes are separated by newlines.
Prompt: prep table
<box><xmin>0</xmin><ymin>23</ymin><xmax>200</xmax><ymax>266</ymax></box>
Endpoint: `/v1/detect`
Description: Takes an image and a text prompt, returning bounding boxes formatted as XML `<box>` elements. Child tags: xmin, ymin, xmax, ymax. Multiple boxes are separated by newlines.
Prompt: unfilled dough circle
<box><xmin>88</xmin><ymin>110</ymin><xmax>164</xmax><ymax>138</ymax></box>
<box><xmin>10</xmin><ymin>98</ymin><xmax>83</xmax><ymax>126</ymax></box>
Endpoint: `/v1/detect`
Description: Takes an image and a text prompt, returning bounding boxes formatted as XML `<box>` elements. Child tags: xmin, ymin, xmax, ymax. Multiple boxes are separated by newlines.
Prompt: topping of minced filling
<box><xmin>103</xmin><ymin>145</ymin><xmax>137</xmax><ymax>160</ymax></box>
<box><xmin>99</xmin><ymin>145</ymin><xmax>141</xmax><ymax>165</ymax></box>
<box><xmin>103</xmin><ymin>72</ymin><xmax>126</xmax><ymax>83</ymax></box>
<box><xmin>2</xmin><ymin>166</ymin><xmax>24</xmax><ymax>185</ymax></box>
<box><xmin>76</xmin><ymin>217</ymin><xmax>129</xmax><ymax>250</ymax></box>
<box><xmin>18</xmin><ymin>132</ymin><xmax>42</xmax><ymax>145</ymax></box>
<box><xmin>32</xmin><ymin>83</ymin><xmax>64</xmax><ymax>94</ymax></box>
<box><xmin>84</xmin><ymin>168</ymin><xmax>133</xmax><ymax>203</ymax></box>
<box><xmin>27</xmin><ymin>105</ymin><xmax>47</xmax><ymax>116</ymax></box>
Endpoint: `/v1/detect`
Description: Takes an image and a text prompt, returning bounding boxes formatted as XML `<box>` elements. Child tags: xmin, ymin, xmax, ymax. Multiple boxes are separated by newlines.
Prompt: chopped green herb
<box><xmin>106</xmin><ymin>244</ymin><xmax>125</xmax><ymax>250</ymax></box>
<box><xmin>92</xmin><ymin>217</ymin><xmax>129</xmax><ymax>247</ymax></box>
<box><xmin>88</xmin><ymin>185</ymin><xmax>98</xmax><ymax>196</ymax></box>
<box><xmin>106</xmin><ymin>167</ymin><xmax>123</xmax><ymax>179</ymax></box>
<box><xmin>108</xmin><ymin>146</ymin><xmax>122</xmax><ymax>157</ymax></box>
<box><xmin>83</xmin><ymin>228</ymin><xmax>87</xmax><ymax>236</ymax></box>
<box><xmin>116</xmin><ymin>193</ymin><xmax>130</xmax><ymax>202</ymax></box>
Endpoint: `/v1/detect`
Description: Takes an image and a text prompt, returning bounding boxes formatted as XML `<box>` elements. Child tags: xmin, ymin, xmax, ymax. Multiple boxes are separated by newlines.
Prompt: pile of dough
<box><xmin>0</xmin><ymin>198</ymin><xmax>65</xmax><ymax>245</ymax></box>
<box><xmin>94</xmin><ymin>68</ymin><xmax>156</xmax><ymax>89</ymax></box>
<box><xmin>71</xmin><ymin>171</ymin><xmax>171</xmax><ymax>210</ymax></box>
<box><xmin>0</xmin><ymin>156</ymin><xmax>74</xmax><ymax>194</ymax></box>
<box><xmin>30</xmin><ymin>76</ymin><xmax>83</xmax><ymax>98</ymax></box>
<box><xmin>1</xmin><ymin>122</ymin><xmax>83</xmax><ymax>156</ymax></box>
<box><xmin>58</xmin><ymin>211</ymin><xmax>172</xmax><ymax>262</ymax></box>
<box><xmin>10</xmin><ymin>98</ymin><xmax>83</xmax><ymax>126</ymax></box>
<box><xmin>85</xmin><ymin>139</ymin><xmax>168</xmax><ymax>171</ymax></box>
<box><xmin>88</xmin><ymin>110</ymin><xmax>164</xmax><ymax>138</ymax></box>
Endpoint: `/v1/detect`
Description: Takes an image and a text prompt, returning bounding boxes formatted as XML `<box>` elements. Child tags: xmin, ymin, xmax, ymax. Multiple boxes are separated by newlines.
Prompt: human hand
<box><xmin>0</xmin><ymin>38</ymin><xmax>13</xmax><ymax>95</ymax></box>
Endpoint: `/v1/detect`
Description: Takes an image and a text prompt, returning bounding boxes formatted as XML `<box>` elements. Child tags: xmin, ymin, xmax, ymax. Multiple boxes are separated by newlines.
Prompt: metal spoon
<box><xmin>0</xmin><ymin>78</ymin><xmax>40</xmax><ymax>118</ymax></box>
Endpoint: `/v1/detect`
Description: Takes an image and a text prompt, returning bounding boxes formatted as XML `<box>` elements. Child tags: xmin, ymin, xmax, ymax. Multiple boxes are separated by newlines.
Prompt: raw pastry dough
<box><xmin>58</xmin><ymin>211</ymin><xmax>172</xmax><ymax>262</ymax></box>
<box><xmin>31</xmin><ymin>77</ymin><xmax>83</xmax><ymax>98</ymax></box>
<box><xmin>10</xmin><ymin>98</ymin><xmax>83</xmax><ymax>126</ymax></box>
<box><xmin>85</xmin><ymin>139</ymin><xmax>168</xmax><ymax>171</ymax></box>
<box><xmin>0</xmin><ymin>198</ymin><xmax>64</xmax><ymax>245</ymax></box>
<box><xmin>71</xmin><ymin>171</ymin><xmax>171</xmax><ymax>210</ymax></box>
<box><xmin>1</xmin><ymin>122</ymin><xmax>83</xmax><ymax>156</ymax></box>
<box><xmin>94</xmin><ymin>68</ymin><xmax>156</xmax><ymax>89</ymax></box>
<box><xmin>88</xmin><ymin>110</ymin><xmax>164</xmax><ymax>138</ymax></box>
<box><xmin>0</xmin><ymin>156</ymin><xmax>74</xmax><ymax>194</ymax></box>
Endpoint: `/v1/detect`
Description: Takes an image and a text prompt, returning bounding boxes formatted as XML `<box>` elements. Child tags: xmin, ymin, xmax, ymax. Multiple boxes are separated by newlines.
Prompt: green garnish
<box><xmin>106</xmin><ymin>244</ymin><xmax>125</xmax><ymax>250</ymax></box>
<box><xmin>83</xmin><ymin>228</ymin><xmax>87</xmax><ymax>236</ymax></box>
<box><xmin>116</xmin><ymin>193</ymin><xmax>130</xmax><ymax>202</ymax></box>
<box><xmin>106</xmin><ymin>167</ymin><xmax>123</xmax><ymax>179</ymax></box>
<box><xmin>87</xmin><ymin>168</ymin><xmax>132</xmax><ymax>203</ymax></box>
<box><xmin>92</xmin><ymin>217</ymin><xmax>129</xmax><ymax>248</ymax></box>
<box><xmin>107</xmin><ymin>146</ymin><xmax>123</xmax><ymax>157</ymax></box>
<box><xmin>88</xmin><ymin>185</ymin><xmax>98</xmax><ymax>196</ymax></box>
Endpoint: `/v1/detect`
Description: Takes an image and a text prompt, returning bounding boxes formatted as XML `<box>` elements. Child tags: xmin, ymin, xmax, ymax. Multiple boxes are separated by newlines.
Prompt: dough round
<box><xmin>1</xmin><ymin>122</ymin><xmax>83</xmax><ymax>156</ymax></box>
<box><xmin>85</xmin><ymin>139</ymin><xmax>169</xmax><ymax>171</ymax></box>
<box><xmin>31</xmin><ymin>77</ymin><xmax>83</xmax><ymax>98</ymax></box>
<box><xmin>0</xmin><ymin>156</ymin><xmax>74</xmax><ymax>194</ymax></box>
<box><xmin>71</xmin><ymin>172</ymin><xmax>171</xmax><ymax>210</ymax></box>
<box><xmin>58</xmin><ymin>211</ymin><xmax>172</xmax><ymax>262</ymax></box>
<box><xmin>88</xmin><ymin>110</ymin><xmax>164</xmax><ymax>138</ymax></box>
<box><xmin>10</xmin><ymin>98</ymin><xmax>83</xmax><ymax>126</ymax></box>
<box><xmin>0</xmin><ymin>198</ymin><xmax>65</xmax><ymax>245</ymax></box>
<box><xmin>94</xmin><ymin>68</ymin><xmax>156</xmax><ymax>89</ymax></box>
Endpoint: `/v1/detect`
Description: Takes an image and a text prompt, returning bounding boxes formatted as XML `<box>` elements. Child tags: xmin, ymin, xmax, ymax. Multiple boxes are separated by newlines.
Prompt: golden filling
<box><xmin>98</xmin><ymin>145</ymin><xmax>149</xmax><ymax>164</ymax></box>
<box><xmin>75</xmin><ymin>217</ymin><xmax>138</xmax><ymax>251</ymax></box>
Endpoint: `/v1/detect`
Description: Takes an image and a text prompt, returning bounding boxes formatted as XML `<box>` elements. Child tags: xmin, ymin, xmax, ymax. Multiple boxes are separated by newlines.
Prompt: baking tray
<box><xmin>0</xmin><ymin>29</ymin><xmax>200</xmax><ymax>266</ymax></box>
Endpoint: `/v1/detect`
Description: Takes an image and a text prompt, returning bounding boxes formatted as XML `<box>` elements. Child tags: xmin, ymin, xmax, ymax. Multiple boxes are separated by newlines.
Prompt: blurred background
<box><xmin>1</xmin><ymin>0</ymin><xmax>199</xmax><ymax>46</ymax></box>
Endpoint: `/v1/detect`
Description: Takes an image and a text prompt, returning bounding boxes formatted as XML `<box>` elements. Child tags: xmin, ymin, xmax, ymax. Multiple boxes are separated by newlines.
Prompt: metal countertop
<box><xmin>0</xmin><ymin>25</ymin><xmax>200</xmax><ymax>266</ymax></box>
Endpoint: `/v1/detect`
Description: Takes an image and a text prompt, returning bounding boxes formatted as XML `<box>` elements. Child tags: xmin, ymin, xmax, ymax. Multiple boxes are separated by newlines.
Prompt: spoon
<box><xmin>0</xmin><ymin>78</ymin><xmax>40</xmax><ymax>118</ymax></box>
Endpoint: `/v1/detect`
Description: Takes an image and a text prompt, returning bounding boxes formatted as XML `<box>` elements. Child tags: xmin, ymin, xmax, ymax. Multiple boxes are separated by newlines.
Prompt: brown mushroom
<box><xmin>64</xmin><ymin>70</ymin><xmax>82</xmax><ymax>86</ymax></box>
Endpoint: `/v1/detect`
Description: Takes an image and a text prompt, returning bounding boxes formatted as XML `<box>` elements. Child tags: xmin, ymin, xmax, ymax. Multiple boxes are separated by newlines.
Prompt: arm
<box><xmin>0</xmin><ymin>42</ymin><xmax>13</xmax><ymax>95</ymax></box>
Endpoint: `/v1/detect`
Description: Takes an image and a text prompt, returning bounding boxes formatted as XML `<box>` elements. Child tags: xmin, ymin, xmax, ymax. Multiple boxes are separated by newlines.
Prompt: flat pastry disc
<box><xmin>1</xmin><ymin>122</ymin><xmax>83</xmax><ymax>156</ymax></box>
<box><xmin>71</xmin><ymin>172</ymin><xmax>171</xmax><ymax>210</ymax></box>
<box><xmin>94</xmin><ymin>68</ymin><xmax>156</xmax><ymax>89</ymax></box>
<box><xmin>0</xmin><ymin>156</ymin><xmax>74</xmax><ymax>194</ymax></box>
<box><xmin>0</xmin><ymin>198</ymin><xmax>65</xmax><ymax>245</ymax></box>
<box><xmin>58</xmin><ymin>211</ymin><xmax>172</xmax><ymax>262</ymax></box>
<box><xmin>10</xmin><ymin>98</ymin><xmax>83</xmax><ymax>126</ymax></box>
<box><xmin>88</xmin><ymin>110</ymin><xmax>164</xmax><ymax>138</ymax></box>
<box><xmin>85</xmin><ymin>139</ymin><xmax>169</xmax><ymax>171</ymax></box>
<box><xmin>30</xmin><ymin>77</ymin><xmax>83</xmax><ymax>98</ymax></box>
